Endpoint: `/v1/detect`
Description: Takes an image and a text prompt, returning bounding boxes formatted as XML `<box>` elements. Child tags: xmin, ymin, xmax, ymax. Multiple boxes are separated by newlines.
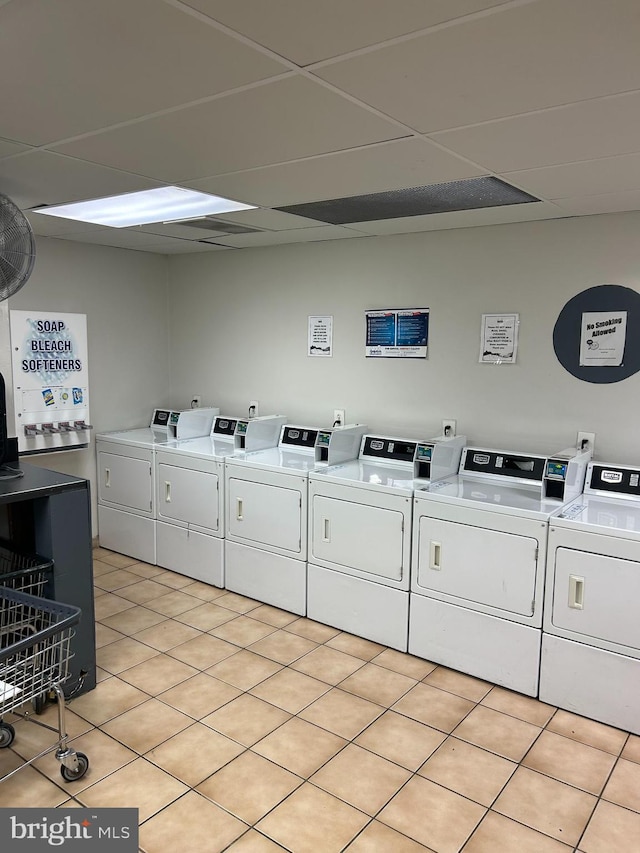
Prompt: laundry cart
<box><xmin>0</xmin><ymin>584</ymin><xmax>89</xmax><ymax>783</ymax></box>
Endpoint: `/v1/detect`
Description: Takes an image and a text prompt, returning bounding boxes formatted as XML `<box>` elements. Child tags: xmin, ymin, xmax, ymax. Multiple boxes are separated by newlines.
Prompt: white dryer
<box><xmin>156</xmin><ymin>414</ymin><xmax>286</xmax><ymax>587</ymax></box>
<box><xmin>96</xmin><ymin>407</ymin><xmax>218</xmax><ymax>563</ymax></box>
<box><xmin>540</xmin><ymin>461</ymin><xmax>640</xmax><ymax>734</ymax></box>
<box><xmin>410</xmin><ymin>444</ymin><xmax>591</xmax><ymax>696</ymax></box>
<box><xmin>308</xmin><ymin>433</ymin><xmax>465</xmax><ymax>651</ymax></box>
<box><xmin>225</xmin><ymin>423</ymin><xmax>366</xmax><ymax>615</ymax></box>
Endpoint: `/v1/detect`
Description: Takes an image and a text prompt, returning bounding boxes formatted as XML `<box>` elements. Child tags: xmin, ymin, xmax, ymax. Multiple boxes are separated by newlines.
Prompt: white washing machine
<box><xmin>308</xmin><ymin>433</ymin><xmax>465</xmax><ymax>650</ymax></box>
<box><xmin>410</xmin><ymin>444</ymin><xmax>591</xmax><ymax>696</ymax></box>
<box><xmin>156</xmin><ymin>414</ymin><xmax>286</xmax><ymax>587</ymax></box>
<box><xmin>540</xmin><ymin>461</ymin><xmax>640</xmax><ymax>734</ymax></box>
<box><xmin>96</xmin><ymin>407</ymin><xmax>218</xmax><ymax>563</ymax></box>
<box><xmin>225</xmin><ymin>423</ymin><xmax>366</xmax><ymax>615</ymax></box>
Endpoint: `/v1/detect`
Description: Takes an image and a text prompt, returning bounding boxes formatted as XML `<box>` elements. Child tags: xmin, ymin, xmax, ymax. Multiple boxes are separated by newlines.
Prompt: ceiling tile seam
<box><xmin>502</xmin><ymin>151</ymin><xmax>640</xmax><ymax>180</ymax></box>
<box><xmin>155</xmin><ymin>0</ymin><xmax>536</xmax><ymax>153</ymax></box>
<box><xmin>180</xmin><ymin>138</ymin><xmax>433</xmax><ymax>189</ymax></box>
<box><xmin>551</xmin><ymin>187</ymin><xmax>640</xmax><ymax>202</ymax></box>
<box><xmin>302</xmin><ymin>0</ymin><xmax>540</xmax><ymax>71</ymax></box>
<box><xmin>428</xmin><ymin>87</ymin><xmax>640</xmax><ymax>138</ymax></box>
<box><xmin>33</xmin><ymin>72</ymin><xmax>295</xmax><ymax>152</ymax></box>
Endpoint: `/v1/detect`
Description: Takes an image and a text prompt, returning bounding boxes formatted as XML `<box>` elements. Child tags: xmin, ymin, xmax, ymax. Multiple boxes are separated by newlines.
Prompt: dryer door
<box><xmin>311</xmin><ymin>495</ymin><xmax>405</xmax><ymax>582</ymax></box>
<box><xmin>552</xmin><ymin>548</ymin><xmax>640</xmax><ymax>653</ymax></box>
<box><xmin>227</xmin><ymin>477</ymin><xmax>303</xmax><ymax>554</ymax></box>
<box><xmin>157</xmin><ymin>463</ymin><xmax>219</xmax><ymax>532</ymax></box>
<box><xmin>98</xmin><ymin>451</ymin><xmax>152</xmax><ymax>513</ymax></box>
<box><xmin>415</xmin><ymin>517</ymin><xmax>538</xmax><ymax>617</ymax></box>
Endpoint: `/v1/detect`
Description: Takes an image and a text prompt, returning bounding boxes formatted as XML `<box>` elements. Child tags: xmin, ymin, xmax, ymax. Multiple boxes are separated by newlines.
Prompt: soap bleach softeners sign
<box><xmin>9</xmin><ymin>310</ymin><xmax>91</xmax><ymax>454</ymax></box>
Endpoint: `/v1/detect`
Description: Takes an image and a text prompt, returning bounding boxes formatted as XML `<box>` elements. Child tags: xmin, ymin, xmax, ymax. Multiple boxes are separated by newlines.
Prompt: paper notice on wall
<box><xmin>579</xmin><ymin>311</ymin><xmax>627</xmax><ymax>366</ymax></box>
<box><xmin>308</xmin><ymin>315</ymin><xmax>333</xmax><ymax>357</ymax></box>
<box><xmin>479</xmin><ymin>313</ymin><xmax>519</xmax><ymax>364</ymax></box>
<box><xmin>365</xmin><ymin>308</ymin><xmax>429</xmax><ymax>358</ymax></box>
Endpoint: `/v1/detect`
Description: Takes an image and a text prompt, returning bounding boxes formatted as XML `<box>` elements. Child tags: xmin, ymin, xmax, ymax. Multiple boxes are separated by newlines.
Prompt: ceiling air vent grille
<box><xmin>275</xmin><ymin>177</ymin><xmax>539</xmax><ymax>224</ymax></box>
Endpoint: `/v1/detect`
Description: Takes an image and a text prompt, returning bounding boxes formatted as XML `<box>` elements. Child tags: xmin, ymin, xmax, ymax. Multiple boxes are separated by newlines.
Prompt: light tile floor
<box><xmin>1</xmin><ymin>547</ymin><xmax>639</xmax><ymax>852</ymax></box>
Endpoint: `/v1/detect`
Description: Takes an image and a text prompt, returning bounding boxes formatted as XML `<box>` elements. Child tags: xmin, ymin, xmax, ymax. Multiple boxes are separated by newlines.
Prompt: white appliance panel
<box><xmin>157</xmin><ymin>462</ymin><xmax>220</xmax><ymax>532</ymax></box>
<box><xmin>225</xmin><ymin>540</ymin><xmax>305</xmax><ymax>615</ymax></box>
<box><xmin>156</xmin><ymin>521</ymin><xmax>223</xmax><ymax>587</ymax></box>
<box><xmin>227</xmin><ymin>476</ymin><xmax>303</xmax><ymax>556</ymax></box>
<box><xmin>307</xmin><ymin>563</ymin><xmax>409</xmax><ymax>651</ymax></box>
<box><xmin>409</xmin><ymin>595</ymin><xmax>541</xmax><ymax>696</ymax></box>
<box><xmin>98</xmin><ymin>451</ymin><xmax>153</xmax><ymax>514</ymax></box>
<box><xmin>311</xmin><ymin>494</ymin><xmax>406</xmax><ymax>582</ymax></box>
<box><xmin>98</xmin><ymin>505</ymin><xmax>155</xmax><ymax>564</ymax></box>
<box><xmin>551</xmin><ymin>547</ymin><xmax>640</xmax><ymax>655</ymax></box>
<box><xmin>540</xmin><ymin>634</ymin><xmax>640</xmax><ymax>736</ymax></box>
<box><xmin>415</xmin><ymin>516</ymin><xmax>538</xmax><ymax>617</ymax></box>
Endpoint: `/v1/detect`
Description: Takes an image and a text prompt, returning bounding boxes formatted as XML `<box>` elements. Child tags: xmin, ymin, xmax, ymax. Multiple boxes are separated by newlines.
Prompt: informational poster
<box><xmin>480</xmin><ymin>313</ymin><xmax>519</xmax><ymax>364</ymax></box>
<box><xmin>10</xmin><ymin>310</ymin><xmax>90</xmax><ymax>453</ymax></box>
<box><xmin>365</xmin><ymin>308</ymin><xmax>429</xmax><ymax>358</ymax></box>
<box><xmin>580</xmin><ymin>311</ymin><xmax>627</xmax><ymax>366</ymax></box>
<box><xmin>308</xmin><ymin>315</ymin><xmax>333</xmax><ymax>357</ymax></box>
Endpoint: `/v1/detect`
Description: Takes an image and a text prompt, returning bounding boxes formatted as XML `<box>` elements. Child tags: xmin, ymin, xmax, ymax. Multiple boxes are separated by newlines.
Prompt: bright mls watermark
<box><xmin>0</xmin><ymin>809</ymin><xmax>138</xmax><ymax>850</ymax></box>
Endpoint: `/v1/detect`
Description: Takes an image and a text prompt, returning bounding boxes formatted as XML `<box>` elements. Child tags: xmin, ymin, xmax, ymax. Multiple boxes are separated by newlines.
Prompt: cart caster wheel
<box><xmin>32</xmin><ymin>693</ymin><xmax>47</xmax><ymax>715</ymax></box>
<box><xmin>0</xmin><ymin>723</ymin><xmax>15</xmax><ymax>748</ymax></box>
<box><xmin>60</xmin><ymin>752</ymin><xmax>89</xmax><ymax>782</ymax></box>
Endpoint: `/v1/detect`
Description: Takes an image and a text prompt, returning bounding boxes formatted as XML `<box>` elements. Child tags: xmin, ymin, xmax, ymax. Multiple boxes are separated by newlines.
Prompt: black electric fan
<box><xmin>0</xmin><ymin>192</ymin><xmax>37</xmax><ymax>479</ymax></box>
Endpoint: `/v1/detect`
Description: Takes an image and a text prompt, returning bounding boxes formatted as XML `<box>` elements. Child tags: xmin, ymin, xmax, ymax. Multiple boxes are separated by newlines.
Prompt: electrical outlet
<box><xmin>248</xmin><ymin>400</ymin><xmax>259</xmax><ymax>418</ymax></box>
<box><xmin>577</xmin><ymin>431</ymin><xmax>596</xmax><ymax>451</ymax></box>
<box><xmin>333</xmin><ymin>409</ymin><xmax>345</xmax><ymax>427</ymax></box>
<box><xmin>191</xmin><ymin>395</ymin><xmax>201</xmax><ymax>408</ymax></box>
<box><xmin>442</xmin><ymin>419</ymin><xmax>457</xmax><ymax>437</ymax></box>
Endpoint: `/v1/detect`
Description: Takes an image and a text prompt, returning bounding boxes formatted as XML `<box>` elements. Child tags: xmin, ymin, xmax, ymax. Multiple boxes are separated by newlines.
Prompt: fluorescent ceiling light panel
<box><xmin>32</xmin><ymin>186</ymin><xmax>256</xmax><ymax>228</ymax></box>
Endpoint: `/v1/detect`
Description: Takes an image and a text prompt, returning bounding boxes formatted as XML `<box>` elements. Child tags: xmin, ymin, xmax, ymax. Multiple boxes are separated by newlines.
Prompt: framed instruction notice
<box><xmin>365</xmin><ymin>308</ymin><xmax>429</xmax><ymax>358</ymax></box>
<box><xmin>308</xmin><ymin>315</ymin><xmax>333</xmax><ymax>357</ymax></box>
<box><xmin>580</xmin><ymin>311</ymin><xmax>627</xmax><ymax>366</ymax></box>
<box><xmin>480</xmin><ymin>313</ymin><xmax>519</xmax><ymax>364</ymax></box>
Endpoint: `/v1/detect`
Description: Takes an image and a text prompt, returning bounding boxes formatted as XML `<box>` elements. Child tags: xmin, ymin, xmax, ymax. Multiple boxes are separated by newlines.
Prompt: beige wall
<box><xmin>2</xmin><ymin>236</ymin><xmax>169</xmax><ymax>533</ymax></box>
<box><xmin>167</xmin><ymin>212</ymin><xmax>640</xmax><ymax>463</ymax></box>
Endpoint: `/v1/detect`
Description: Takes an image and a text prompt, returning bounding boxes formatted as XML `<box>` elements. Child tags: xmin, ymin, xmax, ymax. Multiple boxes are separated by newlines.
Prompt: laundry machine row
<box><xmin>155</xmin><ymin>414</ymin><xmax>286</xmax><ymax>586</ymax></box>
<box><xmin>307</xmin><ymin>432</ymin><xmax>466</xmax><ymax>650</ymax></box>
<box><xmin>409</xmin><ymin>443</ymin><xmax>592</xmax><ymax>696</ymax></box>
<box><xmin>96</xmin><ymin>407</ymin><xmax>219</xmax><ymax>563</ymax></box>
<box><xmin>224</xmin><ymin>423</ymin><xmax>368</xmax><ymax>615</ymax></box>
<box><xmin>540</xmin><ymin>460</ymin><xmax>640</xmax><ymax>735</ymax></box>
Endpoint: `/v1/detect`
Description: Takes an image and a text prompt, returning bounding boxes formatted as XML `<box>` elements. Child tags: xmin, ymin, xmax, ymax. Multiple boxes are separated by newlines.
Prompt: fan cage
<box><xmin>0</xmin><ymin>193</ymin><xmax>36</xmax><ymax>301</ymax></box>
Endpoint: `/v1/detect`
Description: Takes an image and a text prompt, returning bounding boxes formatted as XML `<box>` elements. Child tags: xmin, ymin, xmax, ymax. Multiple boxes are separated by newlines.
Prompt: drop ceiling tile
<box><xmin>350</xmin><ymin>201</ymin><xmax>566</xmax><ymax>235</ymax></box>
<box><xmin>58</xmin><ymin>227</ymin><xmax>191</xmax><ymax>251</ymax></box>
<box><xmin>212</xmin><ymin>225</ymin><xmax>368</xmax><ymax>248</ymax></box>
<box><xmin>0</xmin><ymin>151</ymin><xmax>163</xmax><ymax>210</ymax></box>
<box><xmin>505</xmin><ymin>153</ymin><xmax>640</xmax><ymax>201</ymax></box>
<box><xmin>432</xmin><ymin>91</ymin><xmax>640</xmax><ymax>173</ymax></box>
<box><xmin>206</xmin><ymin>208</ymin><xmax>325</xmax><ymax>231</ymax></box>
<box><xmin>0</xmin><ymin>139</ymin><xmax>30</xmax><ymax>159</ymax></box>
<box><xmin>26</xmin><ymin>213</ymin><xmax>109</xmax><ymax>237</ymax></box>
<box><xmin>136</xmin><ymin>222</ymin><xmax>232</xmax><ymax>240</ymax></box>
<box><xmin>187</xmin><ymin>138</ymin><xmax>483</xmax><ymax>208</ymax></box>
<box><xmin>315</xmin><ymin>0</ymin><xmax>640</xmax><ymax>132</ymax></box>
<box><xmin>53</xmin><ymin>77</ymin><xmax>404</xmax><ymax>182</ymax></box>
<box><xmin>183</xmin><ymin>0</ymin><xmax>511</xmax><ymax>65</ymax></box>
<box><xmin>156</xmin><ymin>241</ymin><xmax>232</xmax><ymax>255</ymax></box>
<box><xmin>553</xmin><ymin>189</ymin><xmax>640</xmax><ymax>216</ymax></box>
<box><xmin>0</xmin><ymin>0</ymin><xmax>286</xmax><ymax>145</ymax></box>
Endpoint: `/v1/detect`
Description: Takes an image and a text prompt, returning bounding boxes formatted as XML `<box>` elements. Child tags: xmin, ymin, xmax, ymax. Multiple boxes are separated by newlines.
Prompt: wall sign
<box><xmin>479</xmin><ymin>313</ymin><xmax>519</xmax><ymax>364</ymax></box>
<box><xmin>365</xmin><ymin>308</ymin><xmax>429</xmax><ymax>358</ymax></box>
<box><xmin>308</xmin><ymin>315</ymin><xmax>333</xmax><ymax>357</ymax></box>
<box><xmin>553</xmin><ymin>285</ymin><xmax>640</xmax><ymax>383</ymax></box>
<box><xmin>10</xmin><ymin>310</ymin><xmax>91</xmax><ymax>453</ymax></box>
<box><xmin>579</xmin><ymin>311</ymin><xmax>627</xmax><ymax>366</ymax></box>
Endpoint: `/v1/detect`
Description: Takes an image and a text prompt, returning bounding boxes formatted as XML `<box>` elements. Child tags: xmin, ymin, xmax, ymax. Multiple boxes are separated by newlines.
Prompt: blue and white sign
<box><xmin>365</xmin><ymin>308</ymin><xmax>429</xmax><ymax>358</ymax></box>
<box><xmin>10</xmin><ymin>310</ymin><xmax>90</xmax><ymax>454</ymax></box>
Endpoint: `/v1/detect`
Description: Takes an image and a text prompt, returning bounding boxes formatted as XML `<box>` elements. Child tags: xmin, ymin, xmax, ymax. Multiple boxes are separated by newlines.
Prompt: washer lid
<box><xmin>230</xmin><ymin>445</ymin><xmax>318</xmax><ymax>474</ymax></box>
<box><xmin>159</xmin><ymin>435</ymin><xmax>236</xmax><ymax>461</ymax></box>
<box><xmin>418</xmin><ymin>474</ymin><xmax>561</xmax><ymax>517</ymax></box>
<box><xmin>96</xmin><ymin>427</ymin><xmax>170</xmax><ymax>448</ymax></box>
<box><xmin>556</xmin><ymin>494</ymin><xmax>640</xmax><ymax>535</ymax></box>
<box><xmin>311</xmin><ymin>459</ymin><xmax>416</xmax><ymax>494</ymax></box>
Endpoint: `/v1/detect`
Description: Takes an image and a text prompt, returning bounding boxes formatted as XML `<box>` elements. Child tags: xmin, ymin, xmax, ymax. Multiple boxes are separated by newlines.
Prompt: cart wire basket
<box><xmin>0</xmin><ymin>586</ymin><xmax>89</xmax><ymax>783</ymax></box>
<box><xmin>0</xmin><ymin>541</ymin><xmax>53</xmax><ymax>597</ymax></box>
